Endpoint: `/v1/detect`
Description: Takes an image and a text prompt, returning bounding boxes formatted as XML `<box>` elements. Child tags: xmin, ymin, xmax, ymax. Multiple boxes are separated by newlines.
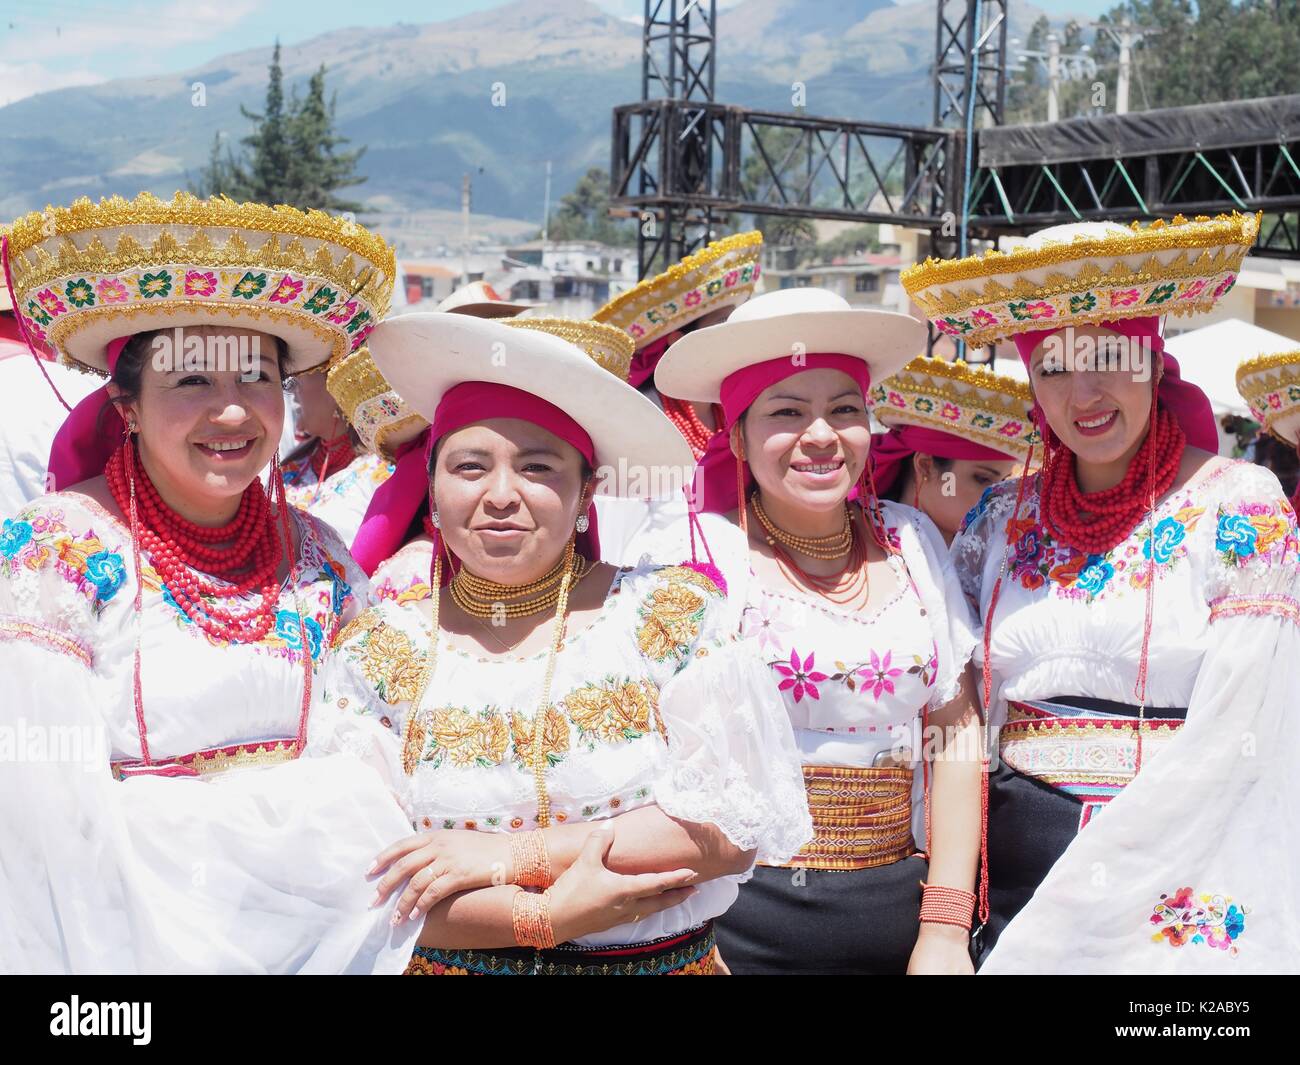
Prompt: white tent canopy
<box><xmin>1164</xmin><ymin>318</ymin><xmax>1297</xmax><ymax>418</ymax></box>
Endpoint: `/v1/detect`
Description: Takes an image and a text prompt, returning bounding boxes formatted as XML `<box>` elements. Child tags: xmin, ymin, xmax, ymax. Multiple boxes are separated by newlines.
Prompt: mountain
<box><xmin>0</xmin><ymin>0</ymin><xmax>1049</xmax><ymax>247</ymax></box>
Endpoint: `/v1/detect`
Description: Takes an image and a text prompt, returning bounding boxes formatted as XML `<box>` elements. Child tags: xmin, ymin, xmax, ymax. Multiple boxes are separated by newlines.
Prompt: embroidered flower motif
<box><xmin>327</xmin><ymin>299</ymin><xmax>358</xmax><ymax>325</ymax></box>
<box><xmin>64</xmin><ymin>278</ymin><xmax>95</xmax><ymax>308</ymax></box>
<box><xmin>970</xmin><ymin>308</ymin><xmax>998</xmax><ymax>327</ymax></box>
<box><xmin>1010</xmin><ymin>300</ymin><xmax>1054</xmax><ymax>321</ymax></box>
<box><xmin>1177</xmin><ymin>279</ymin><xmax>1208</xmax><ymax>301</ymax></box>
<box><xmin>268</xmin><ymin>275</ymin><xmax>304</xmax><ymax>304</ymax></box>
<box><xmin>1150</xmin><ymin>888</ymin><xmax>1246</xmax><ymax>955</ymax></box>
<box><xmin>1076</xmin><ymin>554</ymin><xmax>1115</xmax><ymax>596</ymax></box>
<box><xmin>628</xmin><ymin>323</ymin><xmax>645</xmax><ymax>337</ymax></box>
<box><xmin>345</xmin><ymin>308</ymin><xmax>372</xmax><ymax>335</ymax></box>
<box><xmin>82</xmin><ymin>550</ymin><xmax>126</xmax><ymax>602</ymax></box>
<box><xmin>684</xmin><ymin>289</ymin><xmax>702</xmax><ymax>307</ymax></box>
<box><xmin>96</xmin><ymin>278</ymin><xmax>130</xmax><ymax>304</ymax></box>
<box><xmin>773</xmin><ymin>649</ymin><xmax>828</xmax><ymax>703</ymax></box>
<box><xmin>940</xmin><ymin>402</ymin><xmax>960</xmax><ymax>421</ymax></box>
<box><xmin>1215</xmin><ymin>512</ymin><xmax>1258</xmax><ymax>562</ymax></box>
<box><xmin>914</xmin><ymin>396</ymin><xmax>935</xmax><ymax>414</ymax></box>
<box><xmin>232</xmin><ymin>272</ymin><xmax>267</xmax><ymax>300</ymax></box>
<box><xmin>1143</xmin><ymin>516</ymin><xmax>1186</xmax><ymax>565</ymax></box>
<box><xmin>304</xmin><ymin>286</ymin><xmax>337</xmax><ymax>314</ymax></box>
<box><xmin>1109</xmin><ymin>288</ymin><xmax>1140</xmax><ymax>307</ymax></box>
<box><xmin>25</xmin><ymin>302</ymin><xmax>52</xmax><ymax>327</ymax></box>
<box><xmin>275</xmin><ymin>610</ymin><xmax>324</xmax><ymax>659</ymax></box>
<box><xmin>636</xmin><ymin>568</ymin><xmax>713</xmax><ymax>663</ymax></box>
<box><xmin>0</xmin><ymin>519</ymin><xmax>33</xmax><ymax>559</ymax></box>
<box><xmin>183</xmin><ymin>270</ymin><xmax>218</xmax><ymax>297</ymax></box>
<box><xmin>971</xmin><ymin>412</ymin><xmax>994</xmax><ymax>430</ymax></box>
<box><xmin>1014</xmin><ymin>526</ymin><xmax>1045</xmax><ymax>570</ymax></box>
<box><xmin>940</xmin><ymin>316</ymin><xmax>970</xmax><ymax>335</ymax></box>
<box><xmin>705</xmin><ymin>278</ymin><xmax>723</xmax><ymax>296</ymax></box>
<box><xmin>1069</xmin><ymin>292</ymin><xmax>1096</xmax><ymax>314</ymax></box>
<box><xmin>1267</xmin><ymin>393</ymin><xmax>1283</xmax><ymax>410</ymax></box>
<box><xmin>138</xmin><ymin>271</ymin><xmax>172</xmax><ymax>299</ymax></box>
<box><xmin>508</xmin><ymin>704</ymin><xmax>568</xmax><ymax>769</ymax></box>
<box><xmin>998</xmin><ymin>419</ymin><xmax>1023</xmax><ymax>437</ymax></box>
<box><xmin>1146</xmin><ymin>282</ymin><xmax>1177</xmax><ymax>305</ymax></box>
<box><xmin>887</xmin><ymin>390</ymin><xmax>906</xmax><ymax>408</ymax></box>
<box><xmin>724</xmin><ymin>269</ymin><xmax>740</xmax><ymax>287</ymax></box>
<box><xmin>960</xmin><ymin>486</ymin><xmax>994</xmax><ymax>533</ymax></box>
<box><xmin>857</xmin><ymin>649</ymin><xmax>903</xmax><ymax>700</ymax></box>
<box><xmin>740</xmin><ymin>598</ymin><xmax>793</xmax><ymax>655</ymax></box>
<box><xmin>1212</xmin><ymin>275</ymin><xmax>1236</xmax><ymax>299</ymax></box>
<box><xmin>36</xmin><ymin>289</ymin><xmax>67</xmax><ymax>316</ymax></box>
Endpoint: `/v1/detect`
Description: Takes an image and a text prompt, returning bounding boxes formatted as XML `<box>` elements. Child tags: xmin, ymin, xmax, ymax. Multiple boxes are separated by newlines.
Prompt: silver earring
<box><xmin>430</xmin><ymin>511</ymin><xmax>441</xmax><ymax>529</ymax></box>
<box><xmin>575</xmin><ymin>513</ymin><xmax>589</xmax><ymax>534</ymax></box>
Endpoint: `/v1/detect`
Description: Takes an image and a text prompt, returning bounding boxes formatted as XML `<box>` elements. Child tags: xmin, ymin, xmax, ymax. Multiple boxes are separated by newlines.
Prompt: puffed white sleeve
<box><xmin>308</xmin><ymin>605</ymin><xmax>414</xmax><ymax>820</ymax></box>
<box><xmin>886</xmin><ymin>501</ymin><xmax>979</xmax><ymax>710</ymax></box>
<box><xmin>982</xmin><ymin>464</ymin><xmax>1300</xmax><ymax>974</ymax></box>
<box><xmin>649</xmin><ymin>574</ymin><xmax>813</xmax><ymax>868</ymax></box>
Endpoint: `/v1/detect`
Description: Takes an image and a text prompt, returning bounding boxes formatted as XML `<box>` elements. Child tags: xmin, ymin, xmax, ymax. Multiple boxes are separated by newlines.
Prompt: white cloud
<box><xmin>0</xmin><ymin>62</ymin><xmax>105</xmax><ymax>107</ymax></box>
<box><xmin>0</xmin><ymin>0</ymin><xmax>259</xmax><ymax>65</ymax></box>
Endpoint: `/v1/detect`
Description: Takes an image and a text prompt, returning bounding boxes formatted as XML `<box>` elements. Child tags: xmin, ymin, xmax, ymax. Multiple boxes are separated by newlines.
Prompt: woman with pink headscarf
<box><xmin>908</xmin><ymin>215</ymin><xmax>1300</xmax><ymax>973</ymax></box>
<box><xmin>656</xmin><ymin>288</ymin><xmax>987</xmax><ymax>974</ymax></box>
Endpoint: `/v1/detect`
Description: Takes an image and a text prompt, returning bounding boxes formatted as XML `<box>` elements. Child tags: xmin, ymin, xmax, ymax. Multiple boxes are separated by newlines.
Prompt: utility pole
<box><xmin>1094</xmin><ymin>22</ymin><xmax>1150</xmax><ymax>116</ymax></box>
<box><xmin>1047</xmin><ymin>33</ymin><xmax>1060</xmax><ymax>123</ymax></box>
<box><xmin>461</xmin><ymin>172</ymin><xmax>471</xmax><ymax>285</ymax></box>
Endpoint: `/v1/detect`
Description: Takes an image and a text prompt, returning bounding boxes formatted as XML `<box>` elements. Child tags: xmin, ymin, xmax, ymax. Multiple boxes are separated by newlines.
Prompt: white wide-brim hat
<box><xmin>366</xmin><ymin>312</ymin><xmax>694</xmax><ymax>496</ymax></box>
<box><xmin>654</xmin><ymin>287</ymin><xmax>926</xmax><ymax>404</ymax></box>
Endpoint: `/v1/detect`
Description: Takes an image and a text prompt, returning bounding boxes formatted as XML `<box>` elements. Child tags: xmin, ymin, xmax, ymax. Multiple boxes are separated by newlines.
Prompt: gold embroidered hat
<box><xmin>593</xmin><ymin>230</ymin><xmax>763</xmax><ymax>348</ymax></box>
<box><xmin>1236</xmin><ymin>350</ymin><xmax>1300</xmax><ymax>446</ymax></box>
<box><xmin>2</xmin><ymin>191</ymin><xmax>396</xmax><ymax>375</ymax></box>
<box><xmin>327</xmin><ymin>283</ymin><xmax>539</xmax><ymax>459</ymax></box>
<box><xmin>901</xmin><ymin>213</ymin><xmax>1261</xmax><ymax>350</ymax></box>
<box><xmin>872</xmin><ymin>355</ymin><xmax>1039</xmax><ymax>462</ymax></box>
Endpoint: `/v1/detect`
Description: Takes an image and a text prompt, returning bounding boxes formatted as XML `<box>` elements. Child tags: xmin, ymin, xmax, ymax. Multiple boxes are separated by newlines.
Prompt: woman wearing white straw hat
<box><xmin>314</xmin><ymin>311</ymin><xmax>810</xmax><ymax>975</ymax></box>
<box><xmin>909</xmin><ymin>213</ymin><xmax>1300</xmax><ymax>973</ymax></box>
<box><xmin>0</xmin><ymin>191</ymin><xmax>419</xmax><ymax>973</ymax></box>
<box><xmin>655</xmin><ymin>287</ymin><xmax>986</xmax><ymax>974</ymax></box>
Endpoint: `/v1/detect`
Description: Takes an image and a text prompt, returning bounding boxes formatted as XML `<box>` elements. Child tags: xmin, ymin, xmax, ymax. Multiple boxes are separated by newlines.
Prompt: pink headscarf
<box><xmin>349</xmin><ymin>382</ymin><xmax>601</xmax><ymax>576</ymax></box>
<box><xmin>46</xmin><ymin>336</ymin><xmax>131</xmax><ymax>490</ymax></box>
<box><xmin>628</xmin><ymin>333</ymin><xmax>676</xmax><ymax>390</ymax></box>
<box><xmin>692</xmin><ymin>353</ymin><xmax>872</xmax><ymax>514</ymax></box>
<box><xmin>1010</xmin><ymin>316</ymin><xmax>1218</xmax><ymax>453</ymax></box>
<box><xmin>869</xmin><ymin>424</ymin><xmax>1018</xmax><ymax>497</ymax></box>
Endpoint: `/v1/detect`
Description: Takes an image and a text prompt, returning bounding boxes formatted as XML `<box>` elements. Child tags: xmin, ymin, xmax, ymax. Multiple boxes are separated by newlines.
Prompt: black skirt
<box><xmin>714</xmin><ymin>855</ymin><xmax>930</xmax><ymax>975</ymax></box>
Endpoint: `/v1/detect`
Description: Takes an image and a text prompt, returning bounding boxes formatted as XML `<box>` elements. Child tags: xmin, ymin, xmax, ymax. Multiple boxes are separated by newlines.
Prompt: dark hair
<box><xmin>102</xmin><ymin>328</ymin><xmax>289</xmax><ymax>436</ymax></box>
<box><xmin>882</xmin><ymin>452</ymin><xmax>953</xmax><ymax>503</ymax></box>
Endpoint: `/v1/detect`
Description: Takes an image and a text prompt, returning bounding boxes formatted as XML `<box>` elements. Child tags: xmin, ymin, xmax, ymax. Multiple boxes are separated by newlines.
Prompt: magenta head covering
<box><xmin>692</xmin><ymin>353</ymin><xmax>872</xmax><ymax>514</ymax></box>
<box><xmin>1010</xmin><ymin>316</ymin><xmax>1218</xmax><ymax>452</ymax></box>
<box><xmin>869</xmin><ymin>424</ymin><xmax>1018</xmax><ymax>497</ymax></box>
<box><xmin>350</xmin><ymin>381</ymin><xmax>601</xmax><ymax>576</ymax></box>
<box><xmin>46</xmin><ymin>336</ymin><xmax>132</xmax><ymax>491</ymax></box>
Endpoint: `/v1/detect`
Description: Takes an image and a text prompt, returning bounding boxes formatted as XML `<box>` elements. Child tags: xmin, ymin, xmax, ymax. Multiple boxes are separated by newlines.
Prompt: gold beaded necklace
<box><xmin>751</xmin><ymin>490</ymin><xmax>853</xmax><ymax>560</ymax></box>
<box><xmin>401</xmin><ymin>535</ymin><xmax>586</xmax><ymax>829</ymax></box>
<box><xmin>450</xmin><ymin>549</ymin><xmax>591</xmax><ymax>619</ymax></box>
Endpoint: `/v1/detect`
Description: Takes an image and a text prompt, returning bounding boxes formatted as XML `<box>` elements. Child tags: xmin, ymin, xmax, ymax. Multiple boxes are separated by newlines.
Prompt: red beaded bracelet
<box><xmin>919</xmin><ymin>881</ymin><xmax>977</xmax><ymax>930</ymax></box>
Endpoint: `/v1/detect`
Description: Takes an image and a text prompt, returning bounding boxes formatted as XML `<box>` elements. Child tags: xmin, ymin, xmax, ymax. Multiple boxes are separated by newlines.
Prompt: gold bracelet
<box><xmin>511</xmin><ymin>888</ymin><xmax>556</xmax><ymax>949</ymax></box>
<box><xmin>509</xmin><ymin>829</ymin><xmax>553</xmax><ymax>888</ymax></box>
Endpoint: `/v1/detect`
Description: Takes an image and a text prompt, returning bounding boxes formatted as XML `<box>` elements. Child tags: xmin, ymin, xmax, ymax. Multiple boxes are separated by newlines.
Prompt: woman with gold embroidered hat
<box><xmin>325</xmin><ymin>281</ymin><xmax>538</xmax><ymax>594</ymax></box>
<box><xmin>655</xmin><ymin>287</ymin><xmax>987</xmax><ymax>975</ymax></box>
<box><xmin>870</xmin><ymin>356</ymin><xmax>1036</xmax><ymax>544</ymax></box>
<box><xmin>908</xmin><ymin>213</ymin><xmax>1300</xmax><ymax>972</ymax></box>
<box><xmin>1237</xmin><ymin>349</ymin><xmax>1300</xmax><ymax>511</ymax></box>
<box><xmin>0</xmin><ymin>192</ymin><xmax>421</xmax><ymax>973</ymax></box>
<box><xmin>314</xmin><ymin>310</ymin><xmax>810</xmax><ymax>975</ymax></box>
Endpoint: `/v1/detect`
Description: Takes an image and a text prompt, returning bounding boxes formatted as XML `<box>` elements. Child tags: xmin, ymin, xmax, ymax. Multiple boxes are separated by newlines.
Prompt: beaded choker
<box><xmin>751</xmin><ymin>490</ymin><xmax>853</xmax><ymax>560</ymax></box>
<box><xmin>449</xmin><ymin>550</ymin><xmax>591</xmax><ymax>619</ymax></box>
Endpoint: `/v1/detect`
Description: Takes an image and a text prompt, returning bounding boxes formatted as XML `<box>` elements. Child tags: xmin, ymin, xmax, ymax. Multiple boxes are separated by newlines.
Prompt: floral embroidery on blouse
<box><xmin>767</xmin><ymin>646</ymin><xmax>936</xmax><ymax>703</ymax></box>
<box><xmin>562</xmin><ymin>676</ymin><xmax>662</xmax><ymax>749</ymax></box>
<box><xmin>1150</xmin><ymin>888</ymin><xmax>1248</xmax><ymax>955</ymax></box>
<box><xmin>635</xmin><ymin>565</ymin><xmax>722</xmax><ymax>666</ymax></box>
<box><xmin>336</xmin><ymin>608</ymin><xmax>428</xmax><ymax>704</ymax></box>
<box><xmin>740</xmin><ymin>596</ymin><xmax>794</xmax><ymax>654</ymax></box>
<box><xmin>373</xmin><ymin>572</ymin><xmax>434</xmax><ymax>605</ymax></box>
<box><xmin>1213</xmin><ymin>498</ymin><xmax>1298</xmax><ymax>566</ymax></box>
<box><xmin>1</xmin><ymin>509</ymin><xmax>127</xmax><ymax>614</ymax></box>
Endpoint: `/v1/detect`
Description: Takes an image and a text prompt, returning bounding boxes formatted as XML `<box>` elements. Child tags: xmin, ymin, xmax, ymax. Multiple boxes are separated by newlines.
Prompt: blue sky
<box><xmin>1</xmin><ymin>0</ymin><xmax>1126</xmax><ymax>107</ymax></box>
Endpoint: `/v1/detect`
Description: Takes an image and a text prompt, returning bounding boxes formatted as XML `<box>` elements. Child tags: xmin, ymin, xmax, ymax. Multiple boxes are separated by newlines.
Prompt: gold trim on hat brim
<box><xmin>1236</xmin><ymin>348</ymin><xmax>1300</xmax><ymax>445</ymax></box>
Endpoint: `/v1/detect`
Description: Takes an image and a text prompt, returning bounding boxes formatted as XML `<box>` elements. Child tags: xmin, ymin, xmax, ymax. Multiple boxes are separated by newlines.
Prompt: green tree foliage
<box><xmin>1006</xmin><ymin>1</ymin><xmax>1300</xmax><ymax>123</ymax></box>
<box><xmin>544</xmin><ymin>168</ymin><xmax>635</xmax><ymax>245</ymax></box>
<box><xmin>189</xmin><ymin>42</ymin><xmax>366</xmax><ymax>213</ymax></box>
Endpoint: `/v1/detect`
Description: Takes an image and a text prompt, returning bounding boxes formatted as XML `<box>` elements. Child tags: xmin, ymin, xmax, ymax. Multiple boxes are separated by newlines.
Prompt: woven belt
<box><xmin>405</xmin><ymin>922</ymin><xmax>716</xmax><ymax>976</ymax></box>
<box><xmin>766</xmin><ymin>764</ymin><xmax>916</xmax><ymax>872</ymax></box>
<box><xmin>111</xmin><ymin>738</ymin><xmax>300</xmax><ymax>780</ymax></box>
<box><xmin>1001</xmin><ymin>699</ymin><xmax>1185</xmax><ymax>829</ymax></box>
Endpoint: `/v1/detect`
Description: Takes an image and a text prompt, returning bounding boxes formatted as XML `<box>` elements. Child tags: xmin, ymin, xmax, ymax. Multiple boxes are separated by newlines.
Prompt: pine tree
<box><xmin>238</xmin><ymin>42</ymin><xmax>295</xmax><ymax>205</ymax></box>
<box><xmin>287</xmin><ymin>65</ymin><xmax>367</xmax><ymax>214</ymax></box>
